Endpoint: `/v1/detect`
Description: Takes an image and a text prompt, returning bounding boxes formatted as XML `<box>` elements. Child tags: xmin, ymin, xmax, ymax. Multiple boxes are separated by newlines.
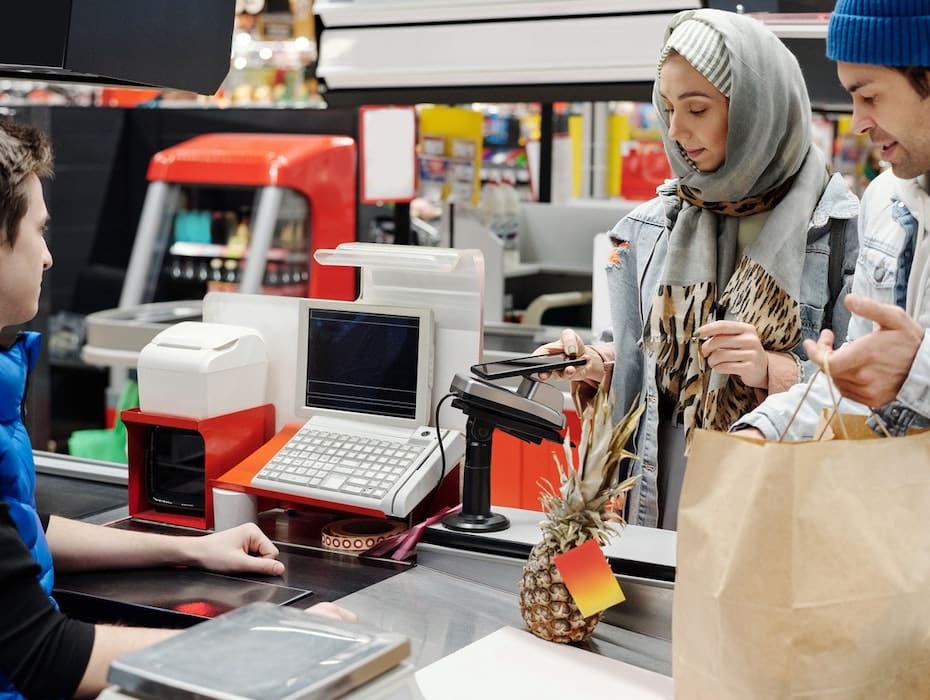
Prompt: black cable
<box><xmin>423</xmin><ymin>392</ymin><xmax>457</xmax><ymax>518</ymax></box>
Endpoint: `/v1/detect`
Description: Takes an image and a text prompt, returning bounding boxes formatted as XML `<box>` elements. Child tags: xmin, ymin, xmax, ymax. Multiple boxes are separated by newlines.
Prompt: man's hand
<box><xmin>804</xmin><ymin>327</ymin><xmax>837</xmax><ymax>362</ymax></box>
<box><xmin>697</xmin><ymin>321</ymin><xmax>769</xmax><ymax>388</ymax></box>
<box><xmin>46</xmin><ymin>517</ymin><xmax>286</xmax><ymax>576</ymax></box>
<box><xmin>803</xmin><ymin>294</ymin><xmax>924</xmax><ymax>406</ymax></box>
<box><xmin>187</xmin><ymin>523</ymin><xmax>285</xmax><ymax>577</ymax></box>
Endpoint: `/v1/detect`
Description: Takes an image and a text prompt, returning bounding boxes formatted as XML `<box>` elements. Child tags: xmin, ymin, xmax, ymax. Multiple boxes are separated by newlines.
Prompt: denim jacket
<box><xmin>738</xmin><ymin>169</ymin><xmax>930</xmax><ymax>440</ymax></box>
<box><xmin>605</xmin><ymin>173</ymin><xmax>859</xmax><ymax>527</ymax></box>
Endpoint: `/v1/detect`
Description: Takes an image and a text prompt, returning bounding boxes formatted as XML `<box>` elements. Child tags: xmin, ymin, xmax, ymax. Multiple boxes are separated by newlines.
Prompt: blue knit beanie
<box><xmin>827</xmin><ymin>0</ymin><xmax>930</xmax><ymax>67</ymax></box>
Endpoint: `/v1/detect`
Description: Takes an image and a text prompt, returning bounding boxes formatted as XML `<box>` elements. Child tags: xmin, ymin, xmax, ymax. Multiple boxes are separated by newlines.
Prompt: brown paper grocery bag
<box><xmin>673</xmin><ymin>427</ymin><xmax>930</xmax><ymax>699</ymax></box>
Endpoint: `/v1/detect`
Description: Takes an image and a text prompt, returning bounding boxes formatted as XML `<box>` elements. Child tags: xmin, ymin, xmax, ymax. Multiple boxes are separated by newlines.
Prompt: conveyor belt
<box><xmin>36</xmin><ymin>472</ymin><xmax>128</xmax><ymax>520</ymax></box>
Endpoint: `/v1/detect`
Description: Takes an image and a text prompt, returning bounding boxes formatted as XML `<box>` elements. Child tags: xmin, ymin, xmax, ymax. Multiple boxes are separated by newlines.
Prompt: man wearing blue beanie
<box><xmin>735</xmin><ymin>0</ymin><xmax>930</xmax><ymax>438</ymax></box>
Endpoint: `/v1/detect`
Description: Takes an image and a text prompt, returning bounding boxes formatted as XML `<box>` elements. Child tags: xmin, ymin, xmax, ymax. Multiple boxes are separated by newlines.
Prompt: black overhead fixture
<box><xmin>0</xmin><ymin>0</ymin><xmax>237</xmax><ymax>94</ymax></box>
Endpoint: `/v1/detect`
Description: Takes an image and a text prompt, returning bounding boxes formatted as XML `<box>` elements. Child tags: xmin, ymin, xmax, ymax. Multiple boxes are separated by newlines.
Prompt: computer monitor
<box><xmin>294</xmin><ymin>299</ymin><xmax>434</xmax><ymax>429</ymax></box>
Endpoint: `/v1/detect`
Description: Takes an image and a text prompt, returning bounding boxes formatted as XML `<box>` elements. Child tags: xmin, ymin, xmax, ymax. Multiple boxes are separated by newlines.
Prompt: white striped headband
<box><xmin>659</xmin><ymin>19</ymin><xmax>731</xmax><ymax>98</ymax></box>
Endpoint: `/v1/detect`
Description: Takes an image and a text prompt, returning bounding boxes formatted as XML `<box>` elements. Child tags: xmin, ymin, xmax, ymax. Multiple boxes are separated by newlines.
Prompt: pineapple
<box><xmin>519</xmin><ymin>383</ymin><xmax>642</xmax><ymax>643</ymax></box>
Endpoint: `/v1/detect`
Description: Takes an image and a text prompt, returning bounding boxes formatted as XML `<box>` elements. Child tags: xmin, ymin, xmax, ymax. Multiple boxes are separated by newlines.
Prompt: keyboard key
<box><xmin>322</xmin><ymin>474</ymin><xmax>347</xmax><ymax>490</ymax></box>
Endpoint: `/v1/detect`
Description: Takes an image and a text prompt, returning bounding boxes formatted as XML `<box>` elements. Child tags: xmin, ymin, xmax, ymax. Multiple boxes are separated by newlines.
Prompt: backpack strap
<box><xmin>823</xmin><ymin>216</ymin><xmax>847</xmax><ymax>331</ymax></box>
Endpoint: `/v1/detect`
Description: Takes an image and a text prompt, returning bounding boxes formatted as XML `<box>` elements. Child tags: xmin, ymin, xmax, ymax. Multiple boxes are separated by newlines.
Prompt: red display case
<box><xmin>123</xmin><ymin>404</ymin><xmax>276</xmax><ymax>530</ymax></box>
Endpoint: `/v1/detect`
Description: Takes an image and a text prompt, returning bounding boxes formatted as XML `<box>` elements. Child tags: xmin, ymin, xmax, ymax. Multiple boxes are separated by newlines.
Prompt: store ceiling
<box><xmin>313</xmin><ymin>1</ymin><xmax>849</xmax><ymax>110</ymax></box>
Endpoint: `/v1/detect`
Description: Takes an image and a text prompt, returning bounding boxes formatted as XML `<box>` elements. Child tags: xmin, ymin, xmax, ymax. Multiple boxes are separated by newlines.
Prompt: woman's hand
<box><xmin>697</xmin><ymin>320</ymin><xmax>769</xmax><ymax>388</ymax></box>
<box><xmin>533</xmin><ymin>328</ymin><xmax>613</xmax><ymax>384</ymax></box>
<box><xmin>186</xmin><ymin>523</ymin><xmax>285</xmax><ymax>577</ymax></box>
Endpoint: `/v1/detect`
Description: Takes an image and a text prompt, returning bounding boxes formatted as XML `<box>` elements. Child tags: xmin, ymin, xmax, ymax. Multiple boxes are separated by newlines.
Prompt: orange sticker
<box><xmin>608</xmin><ymin>242</ymin><xmax>629</xmax><ymax>266</ymax></box>
<box><xmin>553</xmin><ymin>539</ymin><xmax>625</xmax><ymax>618</ymax></box>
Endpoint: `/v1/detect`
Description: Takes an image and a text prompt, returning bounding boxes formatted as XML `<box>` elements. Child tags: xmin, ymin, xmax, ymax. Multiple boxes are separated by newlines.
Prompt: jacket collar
<box><xmin>810</xmin><ymin>172</ymin><xmax>859</xmax><ymax>229</ymax></box>
<box><xmin>892</xmin><ymin>174</ymin><xmax>929</xmax><ymax>247</ymax></box>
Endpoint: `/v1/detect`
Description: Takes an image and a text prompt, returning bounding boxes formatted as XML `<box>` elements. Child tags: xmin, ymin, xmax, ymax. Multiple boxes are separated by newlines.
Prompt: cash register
<box><xmin>123</xmin><ymin>322</ymin><xmax>275</xmax><ymax>529</ymax></box>
<box><xmin>247</xmin><ymin>298</ymin><xmax>465</xmax><ymax>519</ymax></box>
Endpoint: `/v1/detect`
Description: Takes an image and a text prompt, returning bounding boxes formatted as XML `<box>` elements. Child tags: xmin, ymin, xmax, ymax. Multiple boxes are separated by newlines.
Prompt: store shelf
<box><xmin>168</xmin><ymin>242</ymin><xmax>308</xmax><ymax>263</ymax></box>
<box><xmin>755</xmin><ymin>12</ymin><xmax>830</xmax><ymax>40</ymax></box>
<box><xmin>314</xmin><ymin>1</ymin><xmax>701</xmax><ymax>105</ymax></box>
<box><xmin>503</xmin><ymin>262</ymin><xmax>591</xmax><ymax>279</ymax></box>
<box><xmin>317</xmin><ymin>14</ymin><xmax>682</xmax><ymax>91</ymax></box>
<box><xmin>230</xmin><ymin>36</ymin><xmax>316</xmax><ymax>70</ymax></box>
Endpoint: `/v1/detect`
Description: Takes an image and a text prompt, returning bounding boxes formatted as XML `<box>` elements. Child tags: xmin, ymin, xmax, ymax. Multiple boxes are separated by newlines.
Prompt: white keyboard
<box><xmin>251</xmin><ymin>420</ymin><xmax>464</xmax><ymax>518</ymax></box>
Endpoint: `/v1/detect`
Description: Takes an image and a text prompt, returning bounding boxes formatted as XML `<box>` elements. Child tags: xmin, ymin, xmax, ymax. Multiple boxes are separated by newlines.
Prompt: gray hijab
<box><xmin>651</xmin><ymin>8</ymin><xmax>827</xmax><ymax>296</ymax></box>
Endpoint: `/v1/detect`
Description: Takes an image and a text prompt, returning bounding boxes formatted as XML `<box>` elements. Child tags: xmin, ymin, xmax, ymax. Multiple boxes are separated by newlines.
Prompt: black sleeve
<box><xmin>0</xmin><ymin>502</ymin><xmax>95</xmax><ymax>699</ymax></box>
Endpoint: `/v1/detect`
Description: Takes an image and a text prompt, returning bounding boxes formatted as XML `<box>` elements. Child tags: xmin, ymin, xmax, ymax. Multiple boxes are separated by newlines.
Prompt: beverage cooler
<box><xmin>121</xmin><ymin>133</ymin><xmax>358</xmax><ymax>307</ymax></box>
<box><xmin>84</xmin><ymin>133</ymin><xmax>359</xmax><ymax>366</ymax></box>
<box><xmin>78</xmin><ymin>133</ymin><xmax>359</xmax><ymax>455</ymax></box>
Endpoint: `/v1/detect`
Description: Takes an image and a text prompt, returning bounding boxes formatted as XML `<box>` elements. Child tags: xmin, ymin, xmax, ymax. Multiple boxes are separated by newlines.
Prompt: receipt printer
<box><xmin>138</xmin><ymin>322</ymin><xmax>268</xmax><ymax>420</ymax></box>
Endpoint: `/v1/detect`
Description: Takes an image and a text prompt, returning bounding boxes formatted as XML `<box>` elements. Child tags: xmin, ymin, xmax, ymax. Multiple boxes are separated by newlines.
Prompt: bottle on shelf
<box><xmin>478</xmin><ymin>179</ymin><xmax>502</xmax><ymax>231</ymax></box>
<box><xmin>209</xmin><ymin>258</ymin><xmax>224</xmax><ymax>283</ymax></box>
<box><xmin>498</xmin><ymin>176</ymin><xmax>521</xmax><ymax>269</ymax></box>
<box><xmin>182</xmin><ymin>259</ymin><xmax>196</xmax><ymax>281</ymax></box>
<box><xmin>479</xmin><ymin>179</ymin><xmax>520</xmax><ymax>270</ymax></box>
<box><xmin>227</xmin><ymin>215</ymin><xmax>251</xmax><ymax>257</ymax></box>
<box><xmin>223</xmin><ymin>259</ymin><xmax>240</xmax><ymax>285</ymax></box>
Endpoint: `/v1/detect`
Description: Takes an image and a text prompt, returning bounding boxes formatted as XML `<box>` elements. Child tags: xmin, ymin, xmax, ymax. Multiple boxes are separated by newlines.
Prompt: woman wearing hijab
<box><xmin>539</xmin><ymin>8</ymin><xmax>859</xmax><ymax>529</ymax></box>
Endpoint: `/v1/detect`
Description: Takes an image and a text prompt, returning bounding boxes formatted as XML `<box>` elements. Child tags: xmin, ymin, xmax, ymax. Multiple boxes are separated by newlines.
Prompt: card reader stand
<box><xmin>443</xmin><ymin>374</ymin><xmax>564</xmax><ymax>532</ymax></box>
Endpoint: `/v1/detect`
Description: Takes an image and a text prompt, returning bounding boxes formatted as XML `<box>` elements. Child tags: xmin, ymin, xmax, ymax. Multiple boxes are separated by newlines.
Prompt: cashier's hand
<box><xmin>534</xmin><ymin>329</ymin><xmax>612</xmax><ymax>384</ymax></box>
<box><xmin>188</xmin><ymin>523</ymin><xmax>285</xmax><ymax>577</ymax></box>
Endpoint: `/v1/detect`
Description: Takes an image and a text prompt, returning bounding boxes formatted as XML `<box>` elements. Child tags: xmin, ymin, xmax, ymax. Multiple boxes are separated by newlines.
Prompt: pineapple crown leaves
<box><xmin>575</xmin><ymin>384</ymin><xmax>642</xmax><ymax>501</ymax></box>
<box><xmin>537</xmin><ymin>383</ymin><xmax>643</xmax><ymax>542</ymax></box>
<box><xmin>538</xmin><ymin>470</ymin><xmax>639</xmax><ymax>546</ymax></box>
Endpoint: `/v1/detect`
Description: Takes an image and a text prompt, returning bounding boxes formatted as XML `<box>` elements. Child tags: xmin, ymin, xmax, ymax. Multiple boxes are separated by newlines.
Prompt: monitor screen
<box><xmin>295</xmin><ymin>300</ymin><xmax>433</xmax><ymax>427</ymax></box>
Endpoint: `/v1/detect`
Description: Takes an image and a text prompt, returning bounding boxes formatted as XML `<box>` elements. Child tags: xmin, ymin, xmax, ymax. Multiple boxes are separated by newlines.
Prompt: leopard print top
<box><xmin>645</xmin><ymin>256</ymin><xmax>801</xmax><ymax>441</ymax></box>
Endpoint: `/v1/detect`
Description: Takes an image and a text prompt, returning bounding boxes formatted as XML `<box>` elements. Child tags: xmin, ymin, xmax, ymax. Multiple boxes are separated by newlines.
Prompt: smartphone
<box><xmin>471</xmin><ymin>352</ymin><xmax>587</xmax><ymax>380</ymax></box>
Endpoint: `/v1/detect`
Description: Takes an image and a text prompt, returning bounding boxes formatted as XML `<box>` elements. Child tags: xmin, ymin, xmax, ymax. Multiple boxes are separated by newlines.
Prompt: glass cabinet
<box><xmin>157</xmin><ymin>185</ymin><xmax>310</xmax><ymax>302</ymax></box>
<box><xmin>120</xmin><ymin>133</ymin><xmax>358</xmax><ymax>310</ymax></box>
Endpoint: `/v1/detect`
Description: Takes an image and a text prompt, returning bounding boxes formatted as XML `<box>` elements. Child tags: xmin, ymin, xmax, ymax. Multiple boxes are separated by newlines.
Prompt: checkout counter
<box><xmin>40</xmin><ymin>291</ymin><xmax>671</xmax><ymax>696</ymax></box>
<box><xmin>52</xmin><ymin>244</ymin><xmax>674</xmax><ymax>696</ymax></box>
<box><xmin>35</xmin><ymin>421</ymin><xmax>676</xmax><ymax>696</ymax></box>
<box><xmin>35</xmin><ymin>451</ymin><xmax>674</xmax><ymax>698</ymax></box>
